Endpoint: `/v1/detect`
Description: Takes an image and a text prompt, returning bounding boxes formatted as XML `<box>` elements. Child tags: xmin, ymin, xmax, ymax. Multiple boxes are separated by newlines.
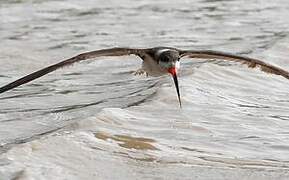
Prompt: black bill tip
<box><xmin>171</xmin><ymin>73</ymin><xmax>182</xmax><ymax>108</ymax></box>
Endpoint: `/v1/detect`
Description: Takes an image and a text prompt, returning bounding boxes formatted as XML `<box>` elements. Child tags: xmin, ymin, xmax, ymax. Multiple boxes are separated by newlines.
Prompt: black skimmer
<box><xmin>1</xmin><ymin>47</ymin><xmax>289</xmax><ymax>107</ymax></box>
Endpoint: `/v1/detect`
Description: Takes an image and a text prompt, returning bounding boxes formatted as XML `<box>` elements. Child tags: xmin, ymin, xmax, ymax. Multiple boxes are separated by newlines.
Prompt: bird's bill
<box><xmin>168</xmin><ymin>67</ymin><xmax>182</xmax><ymax>108</ymax></box>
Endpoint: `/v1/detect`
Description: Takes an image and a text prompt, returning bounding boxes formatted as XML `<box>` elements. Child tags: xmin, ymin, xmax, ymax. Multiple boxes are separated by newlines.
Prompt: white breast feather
<box><xmin>142</xmin><ymin>55</ymin><xmax>167</xmax><ymax>77</ymax></box>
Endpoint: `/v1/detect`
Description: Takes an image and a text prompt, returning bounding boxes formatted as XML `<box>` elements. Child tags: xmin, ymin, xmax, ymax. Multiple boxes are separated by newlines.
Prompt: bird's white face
<box><xmin>159</xmin><ymin>59</ymin><xmax>180</xmax><ymax>70</ymax></box>
<box><xmin>158</xmin><ymin>51</ymin><xmax>180</xmax><ymax>73</ymax></box>
<box><xmin>158</xmin><ymin>52</ymin><xmax>182</xmax><ymax>107</ymax></box>
<box><xmin>174</xmin><ymin>60</ymin><xmax>180</xmax><ymax>70</ymax></box>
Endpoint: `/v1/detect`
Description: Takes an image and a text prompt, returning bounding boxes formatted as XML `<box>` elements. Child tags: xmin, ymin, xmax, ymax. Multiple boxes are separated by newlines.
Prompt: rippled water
<box><xmin>1</xmin><ymin>0</ymin><xmax>289</xmax><ymax>179</ymax></box>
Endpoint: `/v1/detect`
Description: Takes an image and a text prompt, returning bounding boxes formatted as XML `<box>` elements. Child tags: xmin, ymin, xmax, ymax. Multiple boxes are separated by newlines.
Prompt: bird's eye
<box><xmin>161</xmin><ymin>56</ymin><xmax>169</xmax><ymax>62</ymax></box>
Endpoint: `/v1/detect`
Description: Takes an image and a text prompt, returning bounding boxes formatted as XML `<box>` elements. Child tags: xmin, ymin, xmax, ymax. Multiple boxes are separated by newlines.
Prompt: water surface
<box><xmin>1</xmin><ymin>0</ymin><xmax>289</xmax><ymax>179</ymax></box>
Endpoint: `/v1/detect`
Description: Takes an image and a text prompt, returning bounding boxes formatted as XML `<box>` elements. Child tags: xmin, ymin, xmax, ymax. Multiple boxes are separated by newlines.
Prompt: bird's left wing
<box><xmin>0</xmin><ymin>47</ymin><xmax>148</xmax><ymax>93</ymax></box>
<box><xmin>180</xmin><ymin>50</ymin><xmax>289</xmax><ymax>80</ymax></box>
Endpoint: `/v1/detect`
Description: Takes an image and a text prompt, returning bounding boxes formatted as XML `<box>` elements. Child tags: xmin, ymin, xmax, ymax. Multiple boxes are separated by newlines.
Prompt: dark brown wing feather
<box><xmin>180</xmin><ymin>50</ymin><xmax>289</xmax><ymax>80</ymax></box>
<box><xmin>0</xmin><ymin>48</ymin><xmax>146</xmax><ymax>93</ymax></box>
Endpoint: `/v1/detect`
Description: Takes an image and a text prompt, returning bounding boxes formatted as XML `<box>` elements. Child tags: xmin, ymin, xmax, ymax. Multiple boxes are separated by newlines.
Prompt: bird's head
<box><xmin>158</xmin><ymin>51</ymin><xmax>180</xmax><ymax>72</ymax></box>
<box><xmin>158</xmin><ymin>50</ymin><xmax>182</xmax><ymax>107</ymax></box>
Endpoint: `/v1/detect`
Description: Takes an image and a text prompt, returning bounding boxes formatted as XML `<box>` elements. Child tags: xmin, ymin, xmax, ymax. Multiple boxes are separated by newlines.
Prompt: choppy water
<box><xmin>1</xmin><ymin>0</ymin><xmax>289</xmax><ymax>179</ymax></box>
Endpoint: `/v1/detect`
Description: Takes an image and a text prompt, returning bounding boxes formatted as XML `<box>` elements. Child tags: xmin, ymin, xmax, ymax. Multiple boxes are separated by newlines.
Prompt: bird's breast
<box><xmin>142</xmin><ymin>55</ymin><xmax>167</xmax><ymax>77</ymax></box>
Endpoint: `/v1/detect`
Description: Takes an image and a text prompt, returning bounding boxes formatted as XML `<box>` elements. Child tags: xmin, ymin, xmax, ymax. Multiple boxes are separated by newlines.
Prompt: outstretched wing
<box><xmin>0</xmin><ymin>48</ymin><xmax>147</xmax><ymax>93</ymax></box>
<box><xmin>180</xmin><ymin>50</ymin><xmax>289</xmax><ymax>80</ymax></box>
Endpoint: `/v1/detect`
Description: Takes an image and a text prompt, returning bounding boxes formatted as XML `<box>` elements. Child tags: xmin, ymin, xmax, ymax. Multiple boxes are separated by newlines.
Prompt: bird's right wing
<box><xmin>0</xmin><ymin>47</ymin><xmax>148</xmax><ymax>94</ymax></box>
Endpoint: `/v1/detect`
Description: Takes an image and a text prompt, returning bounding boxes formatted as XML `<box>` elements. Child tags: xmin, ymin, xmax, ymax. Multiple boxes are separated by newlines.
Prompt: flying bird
<box><xmin>1</xmin><ymin>47</ymin><xmax>289</xmax><ymax>107</ymax></box>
